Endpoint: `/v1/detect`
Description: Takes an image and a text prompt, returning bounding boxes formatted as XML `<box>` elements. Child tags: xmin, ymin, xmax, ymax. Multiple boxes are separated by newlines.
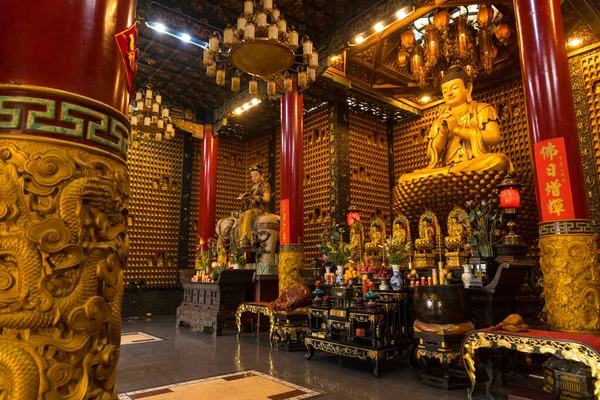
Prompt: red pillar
<box><xmin>514</xmin><ymin>0</ymin><xmax>600</xmax><ymax>334</ymax></box>
<box><xmin>279</xmin><ymin>85</ymin><xmax>304</xmax><ymax>293</ymax></box>
<box><xmin>0</xmin><ymin>0</ymin><xmax>135</xmax><ymax>395</ymax></box>
<box><xmin>514</xmin><ymin>0</ymin><xmax>587</xmax><ymax>219</ymax></box>
<box><xmin>199</xmin><ymin>124</ymin><xmax>218</xmax><ymax>250</ymax></box>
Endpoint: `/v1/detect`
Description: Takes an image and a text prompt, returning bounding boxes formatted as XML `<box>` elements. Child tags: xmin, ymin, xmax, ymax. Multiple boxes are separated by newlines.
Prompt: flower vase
<box><xmin>233</xmin><ymin>263</ymin><xmax>240</xmax><ymax>270</ymax></box>
<box><xmin>462</xmin><ymin>264</ymin><xmax>472</xmax><ymax>288</ymax></box>
<box><xmin>325</xmin><ymin>266</ymin><xmax>332</xmax><ymax>274</ymax></box>
<box><xmin>335</xmin><ymin>265</ymin><xmax>344</xmax><ymax>286</ymax></box>
<box><xmin>390</xmin><ymin>264</ymin><xmax>402</xmax><ymax>291</ymax></box>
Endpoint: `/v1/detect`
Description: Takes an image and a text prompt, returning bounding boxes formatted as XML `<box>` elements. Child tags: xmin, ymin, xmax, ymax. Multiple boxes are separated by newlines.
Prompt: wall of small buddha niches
<box><xmin>349</xmin><ymin>112</ymin><xmax>392</xmax><ymax>236</ymax></box>
<box><xmin>215</xmin><ymin>137</ymin><xmax>247</xmax><ymax>221</ymax></box>
<box><xmin>571</xmin><ymin>46</ymin><xmax>600</xmax><ymax>244</ymax></box>
<box><xmin>186</xmin><ymin>138</ymin><xmax>202</xmax><ymax>269</ymax></box>
<box><xmin>126</xmin><ymin>136</ymin><xmax>185</xmax><ymax>287</ymax></box>
<box><xmin>303</xmin><ymin>105</ymin><xmax>332</xmax><ymax>264</ymax></box>
<box><xmin>393</xmin><ymin>79</ymin><xmax>539</xmax><ymax>245</ymax></box>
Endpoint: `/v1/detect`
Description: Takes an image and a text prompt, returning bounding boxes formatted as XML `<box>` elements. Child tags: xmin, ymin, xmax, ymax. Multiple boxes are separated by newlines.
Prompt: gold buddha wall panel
<box><xmin>303</xmin><ymin>105</ymin><xmax>332</xmax><ymax>264</ymax></box>
<box><xmin>215</xmin><ymin>137</ymin><xmax>247</xmax><ymax>220</ymax></box>
<box><xmin>126</xmin><ymin>135</ymin><xmax>185</xmax><ymax>286</ymax></box>
<box><xmin>187</xmin><ymin>138</ymin><xmax>202</xmax><ymax>269</ymax></box>
<box><xmin>349</xmin><ymin>112</ymin><xmax>392</xmax><ymax>236</ymax></box>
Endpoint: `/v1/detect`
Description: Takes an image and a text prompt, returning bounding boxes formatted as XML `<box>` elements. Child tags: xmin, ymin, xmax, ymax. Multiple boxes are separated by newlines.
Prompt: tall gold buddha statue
<box><xmin>400</xmin><ymin>66</ymin><xmax>512</xmax><ymax>183</ymax></box>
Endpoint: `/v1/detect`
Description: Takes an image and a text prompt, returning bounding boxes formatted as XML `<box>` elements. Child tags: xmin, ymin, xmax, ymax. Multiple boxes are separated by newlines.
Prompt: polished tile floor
<box><xmin>117</xmin><ymin>316</ymin><xmax>502</xmax><ymax>399</ymax></box>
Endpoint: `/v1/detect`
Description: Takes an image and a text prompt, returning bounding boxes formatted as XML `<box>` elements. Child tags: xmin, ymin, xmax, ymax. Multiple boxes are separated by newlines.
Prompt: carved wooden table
<box><xmin>462</xmin><ymin>329</ymin><xmax>600</xmax><ymax>399</ymax></box>
<box><xmin>176</xmin><ymin>269</ymin><xmax>254</xmax><ymax>336</ymax></box>
<box><xmin>235</xmin><ymin>302</ymin><xmax>276</xmax><ymax>345</ymax></box>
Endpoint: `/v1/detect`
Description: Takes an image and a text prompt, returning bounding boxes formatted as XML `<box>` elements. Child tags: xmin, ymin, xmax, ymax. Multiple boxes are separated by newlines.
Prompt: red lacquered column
<box><xmin>0</xmin><ymin>0</ymin><xmax>136</xmax><ymax>396</ymax></box>
<box><xmin>514</xmin><ymin>0</ymin><xmax>599</xmax><ymax>334</ymax></box>
<box><xmin>279</xmin><ymin>85</ymin><xmax>304</xmax><ymax>294</ymax></box>
<box><xmin>199</xmin><ymin>124</ymin><xmax>218</xmax><ymax>250</ymax></box>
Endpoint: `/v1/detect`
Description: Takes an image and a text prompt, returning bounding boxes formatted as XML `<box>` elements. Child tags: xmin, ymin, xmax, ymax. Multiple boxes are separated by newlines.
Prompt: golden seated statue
<box><xmin>444</xmin><ymin>216</ymin><xmax>467</xmax><ymax>251</ymax></box>
<box><xmin>444</xmin><ymin>207</ymin><xmax>470</xmax><ymax>267</ymax></box>
<box><xmin>399</xmin><ymin>66</ymin><xmax>513</xmax><ymax>184</ymax></box>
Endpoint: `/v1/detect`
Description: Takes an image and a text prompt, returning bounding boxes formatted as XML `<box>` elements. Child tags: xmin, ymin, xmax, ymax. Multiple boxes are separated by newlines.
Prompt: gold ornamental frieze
<box><xmin>539</xmin><ymin>232</ymin><xmax>600</xmax><ymax>333</ymax></box>
<box><xmin>0</xmin><ymin>89</ymin><xmax>129</xmax><ymax>398</ymax></box>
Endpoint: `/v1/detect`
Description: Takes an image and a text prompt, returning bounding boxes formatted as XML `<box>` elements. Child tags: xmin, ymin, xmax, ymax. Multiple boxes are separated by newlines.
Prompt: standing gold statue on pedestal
<box><xmin>399</xmin><ymin>66</ymin><xmax>513</xmax><ymax>183</ymax></box>
<box><xmin>364</xmin><ymin>219</ymin><xmax>385</xmax><ymax>265</ymax></box>
<box><xmin>444</xmin><ymin>206</ymin><xmax>470</xmax><ymax>267</ymax></box>
<box><xmin>414</xmin><ymin>211</ymin><xmax>441</xmax><ymax>268</ymax></box>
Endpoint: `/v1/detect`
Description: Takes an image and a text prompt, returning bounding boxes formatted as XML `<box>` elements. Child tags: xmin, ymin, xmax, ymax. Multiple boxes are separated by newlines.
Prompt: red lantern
<box><xmin>500</xmin><ymin>188</ymin><xmax>520</xmax><ymax>209</ymax></box>
<box><xmin>347</xmin><ymin>206</ymin><xmax>361</xmax><ymax>226</ymax></box>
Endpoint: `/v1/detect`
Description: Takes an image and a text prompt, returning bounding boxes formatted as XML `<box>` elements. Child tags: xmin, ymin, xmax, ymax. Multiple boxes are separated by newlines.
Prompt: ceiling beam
<box><xmin>567</xmin><ymin>0</ymin><xmax>600</xmax><ymax>36</ymax></box>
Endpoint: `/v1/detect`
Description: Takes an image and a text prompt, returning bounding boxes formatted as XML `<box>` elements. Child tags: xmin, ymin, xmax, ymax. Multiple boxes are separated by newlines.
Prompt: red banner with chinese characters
<box><xmin>114</xmin><ymin>21</ymin><xmax>139</xmax><ymax>95</ymax></box>
<box><xmin>534</xmin><ymin>138</ymin><xmax>575</xmax><ymax>221</ymax></box>
<box><xmin>280</xmin><ymin>199</ymin><xmax>290</xmax><ymax>245</ymax></box>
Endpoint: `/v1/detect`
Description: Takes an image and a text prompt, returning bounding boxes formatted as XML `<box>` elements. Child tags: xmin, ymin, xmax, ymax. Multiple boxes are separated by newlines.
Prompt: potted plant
<box><xmin>463</xmin><ymin>199</ymin><xmax>503</xmax><ymax>284</ymax></box>
<box><xmin>229</xmin><ymin>243</ymin><xmax>246</xmax><ymax>269</ymax></box>
<box><xmin>195</xmin><ymin>238</ymin><xmax>210</xmax><ymax>272</ymax></box>
<box><xmin>317</xmin><ymin>222</ymin><xmax>352</xmax><ymax>285</ymax></box>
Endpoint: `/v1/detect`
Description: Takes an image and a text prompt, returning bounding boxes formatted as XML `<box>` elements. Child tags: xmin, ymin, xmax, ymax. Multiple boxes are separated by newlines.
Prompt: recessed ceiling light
<box><xmin>251</xmin><ymin>98</ymin><xmax>261</xmax><ymax>105</ymax></box>
<box><xmin>374</xmin><ymin>22</ymin><xmax>384</xmax><ymax>32</ymax></box>
<box><xmin>568</xmin><ymin>37</ymin><xmax>583</xmax><ymax>47</ymax></box>
<box><xmin>330</xmin><ymin>55</ymin><xmax>340</xmax><ymax>61</ymax></box>
<box><xmin>155</xmin><ymin>23</ymin><xmax>166</xmax><ymax>33</ymax></box>
<box><xmin>355</xmin><ymin>35</ymin><xmax>365</xmax><ymax>44</ymax></box>
<box><xmin>420</xmin><ymin>95</ymin><xmax>431</xmax><ymax>103</ymax></box>
<box><xmin>396</xmin><ymin>9</ymin><xmax>406</xmax><ymax>19</ymax></box>
<box><xmin>181</xmin><ymin>33</ymin><xmax>191</xmax><ymax>42</ymax></box>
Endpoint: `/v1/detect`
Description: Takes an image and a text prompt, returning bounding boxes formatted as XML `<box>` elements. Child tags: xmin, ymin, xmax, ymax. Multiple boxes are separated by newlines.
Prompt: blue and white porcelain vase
<box><xmin>335</xmin><ymin>265</ymin><xmax>344</xmax><ymax>286</ymax></box>
<box><xmin>390</xmin><ymin>265</ymin><xmax>401</xmax><ymax>290</ymax></box>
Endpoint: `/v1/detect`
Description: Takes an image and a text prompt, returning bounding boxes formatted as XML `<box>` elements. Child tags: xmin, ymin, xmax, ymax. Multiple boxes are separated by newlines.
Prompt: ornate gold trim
<box><xmin>0</xmin><ymin>84</ymin><xmax>129</xmax><ymax>121</ymax></box>
<box><xmin>462</xmin><ymin>331</ymin><xmax>600</xmax><ymax>399</ymax></box>
<box><xmin>235</xmin><ymin>303</ymin><xmax>275</xmax><ymax>346</ymax></box>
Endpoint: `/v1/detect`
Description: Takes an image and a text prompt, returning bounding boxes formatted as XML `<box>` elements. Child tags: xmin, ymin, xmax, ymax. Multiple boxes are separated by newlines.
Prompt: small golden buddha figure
<box><xmin>445</xmin><ymin>216</ymin><xmax>467</xmax><ymax>251</ymax></box>
<box><xmin>399</xmin><ymin>66</ymin><xmax>513</xmax><ymax>183</ymax></box>
<box><xmin>392</xmin><ymin>220</ymin><xmax>407</xmax><ymax>246</ymax></box>
<box><xmin>414</xmin><ymin>217</ymin><xmax>435</xmax><ymax>252</ymax></box>
<box><xmin>349</xmin><ymin>219</ymin><xmax>364</xmax><ymax>253</ymax></box>
<box><xmin>364</xmin><ymin>220</ymin><xmax>385</xmax><ymax>263</ymax></box>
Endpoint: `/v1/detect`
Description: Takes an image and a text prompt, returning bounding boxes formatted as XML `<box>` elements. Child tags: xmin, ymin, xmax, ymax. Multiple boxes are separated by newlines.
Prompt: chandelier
<box><xmin>128</xmin><ymin>84</ymin><xmax>173</xmax><ymax>144</ymax></box>
<box><xmin>202</xmin><ymin>0</ymin><xmax>317</xmax><ymax>95</ymax></box>
<box><xmin>396</xmin><ymin>5</ymin><xmax>512</xmax><ymax>86</ymax></box>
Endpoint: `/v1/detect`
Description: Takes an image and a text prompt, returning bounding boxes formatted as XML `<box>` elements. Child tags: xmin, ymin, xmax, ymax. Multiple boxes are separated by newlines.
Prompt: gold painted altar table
<box><xmin>462</xmin><ymin>329</ymin><xmax>600</xmax><ymax>399</ymax></box>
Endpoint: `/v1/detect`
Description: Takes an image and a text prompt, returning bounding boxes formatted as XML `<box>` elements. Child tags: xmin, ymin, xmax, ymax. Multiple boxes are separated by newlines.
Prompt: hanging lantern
<box><xmin>302</xmin><ymin>36</ymin><xmax>313</xmax><ymax>60</ymax></box>
<box><xmin>244</xmin><ymin>22</ymin><xmax>255</xmax><ymax>40</ymax></box>
<box><xmin>433</xmin><ymin>10</ymin><xmax>451</xmax><ymax>31</ymax></box>
<box><xmin>309</xmin><ymin>51</ymin><xmax>319</xmax><ymax>69</ymax></box>
<box><xmin>410</xmin><ymin>46</ymin><xmax>423</xmax><ymax>80</ymax></box>
<box><xmin>298</xmin><ymin>66</ymin><xmax>307</xmax><ymax>88</ymax></box>
<box><xmin>206</xmin><ymin>63</ymin><xmax>216</xmax><ymax>77</ymax></box>
<box><xmin>477</xmin><ymin>5</ymin><xmax>495</xmax><ymax>29</ymax></box>
<box><xmin>283</xmin><ymin>72</ymin><xmax>293</xmax><ymax>92</ymax></box>
<box><xmin>249</xmin><ymin>77</ymin><xmax>258</xmax><ymax>95</ymax></box>
<box><xmin>267</xmin><ymin>78</ymin><xmax>276</xmax><ymax>96</ymax></box>
<box><xmin>288</xmin><ymin>28</ymin><xmax>299</xmax><ymax>49</ymax></box>
<box><xmin>223</xmin><ymin>25</ymin><xmax>234</xmax><ymax>47</ymax></box>
<box><xmin>494</xmin><ymin>22</ymin><xmax>511</xmax><ymax>45</ymax></box>
<box><xmin>308</xmin><ymin>66</ymin><xmax>316</xmax><ymax>82</ymax></box>
<box><xmin>263</xmin><ymin>0</ymin><xmax>273</xmax><ymax>13</ymax></box>
<box><xmin>456</xmin><ymin>17</ymin><xmax>470</xmax><ymax>59</ymax></box>
<box><xmin>498</xmin><ymin>176</ymin><xmax>522</xmax><ymax>209</ymax></box>
<box><xmin>425</xmin><ymin>25</ymin><xmax>439</xmax><ymax>67</ymax></box>
<box><xmin>209</xmin><ymin>32</ymin><xmax>220</xmax><ymax>54</ymax></box>
<box><xmin>268</xmin><ymin>24</ymin><xmax>278</xmax><ymax>41</ymax></box>
<box><xmin>237</xmin><ymin>14</ymin><xmax>247</xmax><ymax>34</ymax></box>
<box><xmin>347</xmin><ymin>206</ymin><xmax>361</xmax><ymax>227</ymax></box>
<box><xmin>272</xmin><ymin>7</ymin><xmax>280</xmax><ymax>21</ymax></box>
<box><xmin>244</xmin><ymin>0</ymin><xmax>253</xmax><ymax>16</ymax></box>
<box><xmin>256</xmin><ymin>11</ymin><xmax>268</xmax><ymax>28</ymax></box>
<box><xmin>231</xmin><ymin>72</ymin><xmax>241</xmax><ymax>92</ymax></box>
<box><xmin>276</xmin><ymin>16</ymin><xmax>287</xmax><ymax>34</ymax></box>
<box><xmin>216</xmin><ymin>67</ymin><xmax>226</xmax><ymax>86</ymax></box>
<box><xmin>400</xmin><ymin>29</ymin><xmax>416</xmax><ymax>52</ymax></box>
<box><xmin>397</xmin><ymin>48</ymin><xmax>409</xmax><ymax>67</ymax></box>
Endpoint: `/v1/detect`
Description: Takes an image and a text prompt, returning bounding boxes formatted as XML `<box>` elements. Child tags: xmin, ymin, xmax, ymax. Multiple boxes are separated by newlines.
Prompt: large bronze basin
<box><xmin>413</xmin><ymin>284</ymin><xmax>467</xmax><ymax>324</ymax></box>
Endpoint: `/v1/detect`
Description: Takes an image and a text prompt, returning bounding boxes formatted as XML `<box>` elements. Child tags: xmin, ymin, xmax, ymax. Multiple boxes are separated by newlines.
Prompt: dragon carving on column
<box><xmin>0</xmin><ymin>140</ymin><xmax>128</xmax><ymax>399</ymax></box>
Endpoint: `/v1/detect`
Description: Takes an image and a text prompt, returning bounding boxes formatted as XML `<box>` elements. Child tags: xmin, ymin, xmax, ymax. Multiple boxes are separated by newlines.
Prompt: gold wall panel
<box><xmin>215</xmin><ymin>137</ymin><xmax>247</xmax><ymax>221</ymax></box>
<box><xmin>187</xmin><ymin>138</ymin><xmax>202</xmax><ymax>269</ymax></box>
<box><xmin>349</xmin><ymin>112</ymin><xmax>392</xmax><ymax>237</ymax></box>
<box><xmin>127</xmin><ymin>136</ymin><xmax>184</xmax><ymax>286</ymax></box>
<box><xmin>303</xmin><ymin>106</ymin><xmax>332</xmax><ymax>264</ymax></box>
<box><xmin>393</xmin><ymin>80</ymin><xmax>539</xmax><ymax>244</ymax></box>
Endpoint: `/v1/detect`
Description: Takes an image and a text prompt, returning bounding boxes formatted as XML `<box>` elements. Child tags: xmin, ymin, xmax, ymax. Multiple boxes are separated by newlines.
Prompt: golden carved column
<box><xmin>0</xmin><ymin>1</ymin><xmax>135</xmax><ymax>397</ymax></box>
<box><xmin>538</xmin><ymin>222</ymin><xmax>600</xmax><ymax>333</ymax></box>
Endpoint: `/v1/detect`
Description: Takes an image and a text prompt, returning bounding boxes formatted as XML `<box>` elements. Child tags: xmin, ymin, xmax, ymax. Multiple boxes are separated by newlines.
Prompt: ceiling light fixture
<box><xmin>374</xmin><ymin>22</ymin><xmax>384</xmax><ymax>32</ymax></box>
<box><xmin>396</xmin><ymin>9</ymin><xmax>407</xmax><ymax>20</ymax></box>
<box><xmin>155</xmin><ymin>23</ymin><xmax>166</xmax><ymax>33</ymax></box>
<box><xmin>350</xmin><ymin>6</ymin><xmax>415</xmax><ymax>46</ymax></box>
<box><xmin>355</xmin><ymin>35</ymin><xmax>365</xmax><ymax>44</ymax></box>
<box><xmin>180</xmin><ymin>33</ymin><xmax>191</xmax><ymax>42</ymax></box>
<box><xmin>568</xmin><ymin>37</ymin><xmax>583</xmax><ymax>47</ymax></box>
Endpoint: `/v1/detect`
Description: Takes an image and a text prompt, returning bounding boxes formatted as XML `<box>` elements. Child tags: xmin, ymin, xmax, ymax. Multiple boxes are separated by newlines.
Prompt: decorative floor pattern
<box><xmin>121</xmin><ymin>332</ymin><xmax>164</xmax><ymax>346</ymax></box>
<box><xmin>118</xmin><ymin>370</ymin><xmax>320</xmax><ymax>400</ymax></box>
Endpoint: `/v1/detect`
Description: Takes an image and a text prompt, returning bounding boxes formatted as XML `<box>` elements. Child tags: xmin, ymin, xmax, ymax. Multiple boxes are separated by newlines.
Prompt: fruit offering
<box><xmin>344</xmin><ymin>265</ymin><xmax>361</xmax><ymax>281</ymax></box>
